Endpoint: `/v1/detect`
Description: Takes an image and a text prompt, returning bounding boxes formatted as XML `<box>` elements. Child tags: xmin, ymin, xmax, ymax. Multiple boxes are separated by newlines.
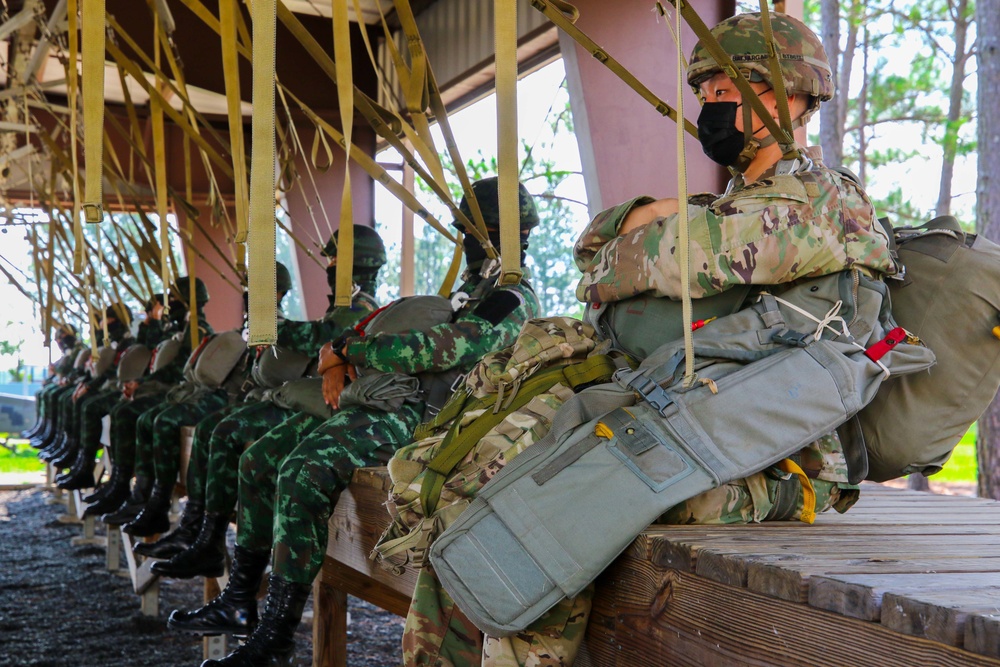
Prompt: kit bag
<box><xmin>429</xmin><ymin>271</ymin><xmax>936</xmax><ymax>637</ymax></box>
<box><xmin>860</xmin><ymin>216</ymin><xmax>1000</xmax><ymax>481</ymax></box>
<box><xmin>371</xmin><ymin>318</ymin><xmax>618</xmax><ymax>570</ymax></box>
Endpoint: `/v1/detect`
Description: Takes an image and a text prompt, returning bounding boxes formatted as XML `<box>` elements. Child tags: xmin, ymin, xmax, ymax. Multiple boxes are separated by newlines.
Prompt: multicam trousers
<box><xmin>237</xmin><ymin>403</ymin><xmax>422</xmax><ymax>585</ymax></box>
<box><xmin>135</xmin><ymin>389</ymin><xmax>228</xmax><ymax>485</ymax></box>
<box><xmin>402</xmin><ymin>467</ymin><xmax>858</xmax><ymax>667</ymax></box>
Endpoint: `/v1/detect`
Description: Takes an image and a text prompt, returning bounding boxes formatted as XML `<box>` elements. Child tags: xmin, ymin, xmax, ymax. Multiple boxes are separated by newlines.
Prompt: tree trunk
<box><xmin>819</xmin><ymin>0</ymin><xmax>843</xmax><ymax>168</ymax></box>
<box><xmin>978</xmin><ymin>0</ymin><xmax>1000</xmax><ymax>500</ymax></box>
<box><xmin>857</xmin><ymin>26</ymin><xmax>869</xmax><ymax>185</ymax></box>
<box><xmin>935</xmin><ymin>0</ymin><xmax>972</xmax><ymax>218</ymax></box>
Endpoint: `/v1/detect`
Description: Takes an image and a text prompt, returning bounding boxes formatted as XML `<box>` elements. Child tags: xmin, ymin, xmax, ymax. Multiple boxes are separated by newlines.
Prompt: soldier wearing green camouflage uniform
<box><xmin>170</xmin><ymin>179</ymin><xmax>542</xmax><ymax>667</ymax></box>
<box><xmin>96</xmin><ymin>278</ymin><xmax>214</xmax><ymax>523</ymax></box>
<box><xmin>140</xmin><ymin>231</ymin><xmax>384</xmax><ymax>571</ymax></box>
<box><xmin>43</xmin><ymin>304</ymin><xmax>134</xmax><ymax>476</ymax></box>
<box><xmin>402</xmin><ymin>13</ymin><xmax>895</xmax><ymax>667</ymax></box>
<box><xmin>25</xmin><ymin>325</ymin><xmax>83</xmax><ymax>444</ymax></box>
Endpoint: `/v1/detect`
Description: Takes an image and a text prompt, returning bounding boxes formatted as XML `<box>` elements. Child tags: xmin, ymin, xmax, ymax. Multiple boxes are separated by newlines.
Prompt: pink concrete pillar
<box><xmin>283</xmin><ymin>123</ymin><xmax>377</xmax><ymax>320</ymax></box>
<box><xmin>176</xmin><ymin>205</ymin><xmax>244</xmax><ymax>332</ymax></box>
<box><xmin>560</xmin><ymin>0</ymin><xmax>736</xmax><ymax>214</ymax></box>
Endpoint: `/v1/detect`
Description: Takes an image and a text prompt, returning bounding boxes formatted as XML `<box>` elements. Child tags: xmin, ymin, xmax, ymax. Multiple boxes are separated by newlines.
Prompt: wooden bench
<box><xmin>318</xmin><ymin>471</ymin><xmax>1000</xmax><ymax>667</ymax></box>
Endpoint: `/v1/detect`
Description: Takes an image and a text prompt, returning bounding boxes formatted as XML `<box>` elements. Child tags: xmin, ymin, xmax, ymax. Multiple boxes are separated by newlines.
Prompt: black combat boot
<box><xmin>83</xmin><ymin>465</ymin><xmax>132</xmax><ymax>518</ymax></box>
<box><xmin>56</xmin><ymin>444</ymin><xmax>100</xmax><ymax>490</ymax></box>
<box><xmin>122</xmin><ymin>480</ymin><xmax>174</xmax><ymax>537</ymax></box>
<box><xmin>22</xmin><ymin>416</ymin><xmax>46</xmax><ymax>440</ymax></box>
<box><xmin>135</xmin><ymin>498</ymin><xmax>206</xmax><ymax>559</ymax></box>
<box><xmin>50</xmin><ymin>435</ymin><xmax>80</xmax><ymax>470</ymax></box>
<box><xmin>199</xmin><ymin>574</ymin><xmax>310</xmax><ymax>666</ymax></box>
<box><xmin>102</xmin><ymin>474</ymin><xmax>152</xmax><ymax>525</ymax></box>
<box><xmin>39</xmin><ymin>431</ymin><xmax>70</xmax><ymax>462</ymax></box>
<box><xmin>151</xmin><ymin>512</ymin><xmax>229</xmax><ymax>577</ymax></box>
<box><xmin>168</xmin><ymin>546</ymin><xmax>269</xmax><ymax>636</ymax></box>
<box><xmin>30</xmin><ymin>419</ymin><xmax>56</xmax><ymax>448</ymax></box>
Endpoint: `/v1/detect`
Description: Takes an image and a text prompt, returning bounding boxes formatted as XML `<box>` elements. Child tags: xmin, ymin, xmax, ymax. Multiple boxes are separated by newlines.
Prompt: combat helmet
<box><xmin>453</xmin><ymin>177</ymin><xmax>539</xmax><ymax>235</ymax></box>
<box><xmin>105</xmin><ymin>302</ymin><xmax>133</xmax><ymax>326</ymax></box>
<box><xmin>322</xmin><ymin>225</ymin><xmax>387</xmax><ymax>271</ymax></box>
<box><xmin>172</xmin><ymin>276</ymin><xmax>210</xmax><ymax>306</ymax></box>
<box><xmin>687</xmin><ymin>12</ymin><xmax>834</xmax><ymax>112</ymax></box>
<box><xmin>275</xmin><ymin>261</ymin><xmax>293</xmax><ymax>293</ymax></box>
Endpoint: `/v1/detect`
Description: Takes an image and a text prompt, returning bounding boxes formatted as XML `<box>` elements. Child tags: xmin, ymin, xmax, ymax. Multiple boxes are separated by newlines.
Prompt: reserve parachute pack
<box><xmin>859</xmin><ymin>216</ymin><xmax>1000</xmax><ymax>481</ymax></box>
<box><xmin>251</xmin><ymin>345</ymin><xmax>315</xmax><ymax>389</ymax></box>
<box><xmin>372</xmin><ymin>318</ymin><xmax>619</xmax><ymax>570</ymax></box>
<box><xmin>116</xmin><ymin>344</ymin><xmax>152</xmax><ymax>383</ymax></box>
<box><xmin>269</xmin><ymin>295</ymin><xmax>457</xmax><ymax>420</ymax></box>
<box><xmin>150</xmin><ymin>334</ymin><xmax>184</xmax><ymax>373</ymax></box>
<box><xmin>429</xmin><ymin>270</ymin><xmax>935</xmax><ymax>637</ymax></box>
<box><xmin>189</xmin><ymin>330</ymin><xmax>249</xmax><ymax>391</ymax></box>
<box><xmin>91</xmin><ymin>345</ymin><xmax>118</xmax><ymax>378</ymax></box>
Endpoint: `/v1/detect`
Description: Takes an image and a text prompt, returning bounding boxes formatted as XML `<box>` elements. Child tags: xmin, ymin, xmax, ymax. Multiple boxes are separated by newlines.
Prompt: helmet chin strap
<box><xmin>730</xmin><ymin>104</ymin><xmax>809</xmax><ymax>176</ymax></box>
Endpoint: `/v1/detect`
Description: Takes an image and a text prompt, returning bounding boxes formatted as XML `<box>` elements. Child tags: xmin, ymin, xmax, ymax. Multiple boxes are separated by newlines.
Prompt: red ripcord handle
<box><xmin>865</xmin><ymin>327</ymin><xmax>907</xmax><ymax>363</ymax></box>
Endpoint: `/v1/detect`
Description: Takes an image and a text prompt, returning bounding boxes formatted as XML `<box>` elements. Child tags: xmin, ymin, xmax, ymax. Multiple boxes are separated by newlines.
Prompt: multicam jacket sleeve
<box><xmin>574</xmin><ymin>166</ymin><xmax>894</xmax><ymax>304</ymax></box>
<box><xmin>275</xmin><ymin>295</ymin><xmax>377</xmax><ymax>357</ymax></box>
<box><xmin>344</xmin><ymin>282</ymin><xmax>540</xmax><ymax>376</ymax></box>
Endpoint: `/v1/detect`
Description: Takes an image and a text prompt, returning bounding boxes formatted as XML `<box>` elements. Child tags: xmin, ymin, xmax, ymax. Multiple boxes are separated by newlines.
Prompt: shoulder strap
<box><xmin>419</xmin><ymin>354</ymin><xmax>617</xmax><ymax>515</ymax></box>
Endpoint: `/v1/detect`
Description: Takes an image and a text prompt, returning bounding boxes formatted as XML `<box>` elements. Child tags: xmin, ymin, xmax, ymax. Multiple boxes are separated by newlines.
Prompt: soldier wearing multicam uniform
<box><xmin>138</xmin><ymin>229</ymin><xmax>383</xmax><ymax>574</ymax></box>
<box><xmin>168</xmin><ymin>178</ymin><xmax>541</xmax><ymax>667</ymax></box>
<box><xmin>402</xmin><ymin>12</ymin><xmax>895</xmax><ymax>667</ymax></box>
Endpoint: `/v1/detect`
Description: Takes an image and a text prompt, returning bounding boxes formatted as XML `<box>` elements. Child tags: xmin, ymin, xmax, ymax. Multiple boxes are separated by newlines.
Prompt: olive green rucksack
<box><xmin>860</xmin><ymin>216</ymin><xmax>1000</xmax><ymax>481</ymax></box>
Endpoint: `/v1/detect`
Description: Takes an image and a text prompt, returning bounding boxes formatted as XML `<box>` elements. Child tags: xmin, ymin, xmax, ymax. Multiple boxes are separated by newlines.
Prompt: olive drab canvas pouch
<box><xmin>371</xmin><ymin>317</ymin><xmax>618</xmax><ymax>571</ymax></box>
<box><xmin>859</xmin><ymin>216</ymin><xmax>1000</xmax><ymax>481</ymax></box>
<box><xmin>429</xmin><ymin>272</ymin><xmax>936</xmax><ymax>637</ymax></box>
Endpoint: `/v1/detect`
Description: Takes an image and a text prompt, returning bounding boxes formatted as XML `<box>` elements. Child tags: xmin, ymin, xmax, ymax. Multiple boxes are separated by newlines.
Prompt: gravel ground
<box><xmin>0</xmin><ymin>487</ymin><xmax>403</xmax><ymax>667</ymax></box>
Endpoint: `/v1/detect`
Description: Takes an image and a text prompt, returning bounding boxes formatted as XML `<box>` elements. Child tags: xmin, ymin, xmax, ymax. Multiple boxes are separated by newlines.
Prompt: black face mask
<box><xmin>242</xmin><ymin>291</ymin><xmax>250</xmax><ymax>315</ymax></box>
<box><xmin>462</xmin><ymin>233</ymin><xmax>488</xmax><ymax>267</ymax></box>
<box><xmin>697</xmin><ymin>102</ymin><xmax>745</xmax><ymax>167</ymax></box>
<box><xmin>107</xmin><ymin>321</ymin><xmax>128</xmax><ymax>343</ymax></box>
<box><xmin>58</xmin><ymin>336</ymin><xmax>77</xmax><ymax>353</ymax></box>
<box><xmin>168</xmin><ymin>301</ymin><xmax>188</xmax><ymax>325</ymax></box>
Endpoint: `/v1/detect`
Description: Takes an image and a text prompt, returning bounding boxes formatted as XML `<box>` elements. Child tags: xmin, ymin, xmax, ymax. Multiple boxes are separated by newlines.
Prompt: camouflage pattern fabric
<box><xmin>573</xmin><ymin>154</ymin><xmax>894</xmax><ymax>304</ymax></box>
<box><xmin>276</xmin><ymin>292</ymin><xmax>377</xmax><ymax>356</ymax></box>
<box><xmin>236</xmin><ymin>276</ymin><xmax>538</xmax><ymax>586</ymax></box>
<box><xmin>235</xmin><ymin>411</ymin><xmax>328</xmax><ymax>552</ymax></box>
<box><xmin>262</xmin><ymin>403</ymin><xmax>422</xmax><ymax>585</ymax></box>
<box><xmin>135</xmin><ymin>389</ymin><xmax>229</xmax><ymax>484</ymax></box>
<box><xmin>108</xmin><ymin>394</ymin><xmax>164</xmax><ymax>477</ymax></box>
<box><xmin>183</xmin><ymin>403</ymin><xmax>243</xmax><ymax>502</ymax></box>
<box><xmin>78</xmin><ymin>389</ymin><xmax>121</xmax><ymax>450</ymax></box>
<box><xmin>202</xmin><ymin>400</ymin><xmax>296</xmax><ymax>514</ymax></box>
<box><xmin>344</xmin><ymin>277</ymin><xmax>539</xmax><ymax>375</ymax></box>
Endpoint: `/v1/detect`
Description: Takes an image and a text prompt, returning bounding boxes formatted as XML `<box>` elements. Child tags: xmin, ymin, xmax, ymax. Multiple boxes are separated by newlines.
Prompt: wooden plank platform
<box><xmin>586</xmin><ymin>484</ymin><xmax>1000</xmax><ymax>666</ymax></box>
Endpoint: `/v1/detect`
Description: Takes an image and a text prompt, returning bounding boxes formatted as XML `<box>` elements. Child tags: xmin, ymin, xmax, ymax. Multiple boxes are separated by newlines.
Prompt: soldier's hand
<box><xmin>150</xmin><ymin>303</ymin><xmax>165</xmax><ymax>320</ymax></box>
<box><xmin>322</xmin><ymin>363</ymin><xmax>357</xmax><ymax>410</ymax></box>
<box><xmin>619</xmin><ymin>198</ymin><xmax>679</xmax><ymax>235</ymax></box>
<box><xmin>122</xmin><ymin>380</ymin><xmax>139</xmax><ymax>400</ymax></box>
<box><xmin>317</xmin><ymin>341</ymin><xmax>339</xmax><ymax>374</ymax></box>
<box><xmin>72</xmin><ymin>384</ymin><xmax>88</xmax><ymax>402</ymax></box>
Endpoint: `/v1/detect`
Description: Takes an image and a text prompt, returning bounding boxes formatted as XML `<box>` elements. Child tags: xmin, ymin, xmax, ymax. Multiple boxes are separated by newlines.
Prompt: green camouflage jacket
<box><xmin>276</xmin><ymin>292</ymin><xmax>378</xmax><ymax>357</ymax></box>
<box><xmin>574</xmin><ymin>150</ymin><xmax>895</xmax><ymax>304</ymax></box>
<box><xmin>344</xmin><ymin>276</ymin><xmax>540</xmax><ymax>376</ymax></box>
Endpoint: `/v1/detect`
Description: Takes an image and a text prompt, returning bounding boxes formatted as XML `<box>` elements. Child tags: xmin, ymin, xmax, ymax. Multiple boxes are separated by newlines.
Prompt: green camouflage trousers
<box><xmin>79</xmin><ymin>389</ymin><xmax>121</xmax><ymax>452</ymax></box>
<box><xmin>34</xmin><ymin>383</ymin><xmax>62</xmax><ymax>420</ymax></box>
<box><xmin>238</xmin><ymin>403</ymin><xmax>422</xmax><ymax>585</ymax></box>
<box><xmin>235</xmin><ymin>411</ymin><xmax>326</xmax><ymax>552</ymax></box>
<box><xmin>185</xmin><ymin>402</ymin><xmax>246</xmax><ymax>502</ymax></box>
<box><xmin>201</xmin><ymin>400</ymin><xmax>295</xmax><ymax>514</ymax></box>
<box><xmin>109</xmin><ymin>394</ymin><xmax>170</xmax><ymax>477</ymax></box>
<box><xmin>402</xmin><ymin>469</ymin><xmax>857</xmax><ymax>667</ymax></box>
<box><xmin>135</xmin><ymin>389</ymin><xmax>228</xmax><ymax>484</ymax></box>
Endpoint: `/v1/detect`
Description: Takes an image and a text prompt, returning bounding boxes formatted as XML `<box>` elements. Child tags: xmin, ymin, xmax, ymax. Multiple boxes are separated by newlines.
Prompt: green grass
<box><xmin>926</xmin><ymin>424</ymin><xmax>978</xmax><ymax>484</ymax></box>
<box><xmin>0</xmin><ymin>438</ymin><xmax>45</xmax><ymax>474</ymax></box>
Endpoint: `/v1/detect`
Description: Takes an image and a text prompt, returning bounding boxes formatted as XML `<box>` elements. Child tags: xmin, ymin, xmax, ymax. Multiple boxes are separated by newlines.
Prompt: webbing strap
<box><xmin>419</xmin><ymin>355</ymin><xmax>616</xmax><ymax>516</ymax></box>
<box><xmin>776</xmin><ymin>458</ymin><xmax>816</xmax><ymax>524</ymax></box>
<box><xmin>220</xmin><ymin>0</ymin><xmax>249</xmax><ymax>245</ymax></box>
<box><xmin>81</xmin><ymin>0</ymin><xmax>105</xmax><ymax>223</ymax></box>
<box><xmin>672</xmin><ymin>3</ymin><xmax>695</xmax><ymax>386</ymax></box>
<box><xmin>495</xmin><ymin>0</ymin><xmax>522</xmax><ymax>286</ymax></box>
<box><xmin>332</xmin><ymin>0</ymin><xmax>355</xmax><ymax>307</ymax></box>
<box><xmin>247</xmin><ymin>0</ymin><xmax>278</xmax><ymax>345</ymax></box>
<box><xmin>757</xmin><ymin>2</ymin><xmax>796</xmax><ymax>156</ymax></box>
<box><xmin>667</xmin><ymin>0</ymin><xmax>800</xmax><ymax>161</ymax></box>
<box><xmin>531</xmin><ymin>0</ymin><xmax>698</xmax><ymax>138</ymax></box>
<box><xmin>151</xmin><ymin>23</ymin><xmax>172</xmax><ymax>335</ymax></box>
<box><xmin>67</xmin><ymin>0</ymin><xmax>83</xmax><ymax>274</ymax></box>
